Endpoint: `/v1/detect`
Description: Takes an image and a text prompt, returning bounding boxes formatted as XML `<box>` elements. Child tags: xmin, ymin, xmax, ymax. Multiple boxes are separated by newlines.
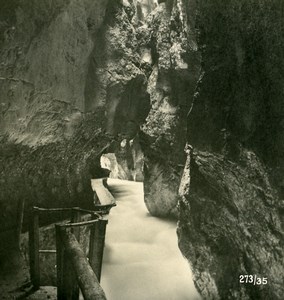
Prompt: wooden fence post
<box><xmin>89</xmin><ymin>219</ymin><xmax>108</xmax><ymax>282</ymax></box>
<box><xmin>59</xmin><ymin>228</ymin><xmax>107</xmax><ymax>300</ymax></box>
<box><xmin>29</xmin><ymin>208</ymin><xmax>40</xmax><ymax>290</ymax></box>
<box><xmin>56</xmin><ymin>225</ymin><xmax>79</xmax><ymax>300</ymax></box>
<box><xmin>70</xmin><ymin>208</ymin><xmax>81</xmax><ymax>299</ymax></box>
<box><xmin>56</xmin><ymin>225</ymin><xmax>64</xmax><ymax>300</ymax></box>
<box><xmin>71</xmin><ymin>208</ymin><xmax>81</xmax><ymax>242</ymax></box>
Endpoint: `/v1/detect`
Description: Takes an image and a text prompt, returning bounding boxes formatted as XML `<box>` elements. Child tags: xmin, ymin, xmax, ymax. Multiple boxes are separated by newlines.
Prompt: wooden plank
<box><xmin>58</xmin><ymin>227</ymin><xmax>107</xmax><ymax>300</ymax></box>
<box><xmin>62</xmin><ymin>219</ymin><xmax>99</xmax><ymax>228</ymax></box>
<box><xmin>89</xmin><ymin>219</ymin><xmax>108</xmax><ymax>282</ymax></box>
<box><xmin>39</xmin><ymin>249</ymin><xmax>56</xmax><ymax>254</ymax></box>
<box><xmin>33</xmin><ymin>206</ymin><xmax>73</xmax><ymax>212</ymax></box>
<box><xmin>91</xmin><ymin>179</ymin><xmax>115</xmax><ymax>206</ymax></box>
<box><xmin>72</xmin><ymin>207</ymin><xmax>101</xmax><ymax>216</ymax></box>
<box><xmin>29</xmin><ymin>209</ymin><xmax>40</xmax><ymax>290</ymax></box>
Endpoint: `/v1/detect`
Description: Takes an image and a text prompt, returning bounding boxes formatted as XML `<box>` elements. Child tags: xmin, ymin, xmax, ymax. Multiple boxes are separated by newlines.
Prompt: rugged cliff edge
<box><xmin>0</xmin><ymin>0</ymin><xmax>283</xmax><ymax>299</ymax></box>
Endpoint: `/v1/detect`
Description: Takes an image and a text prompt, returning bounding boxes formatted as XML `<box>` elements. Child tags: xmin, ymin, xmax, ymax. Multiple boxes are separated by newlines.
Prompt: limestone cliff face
<box><xmin>177</xmin><ymin>1</ymin><xmax>284</xmax><ymax>299</ymax></box>
<box><xmin>0</xmin><ymin>0</ymin><xmax>109</xmax><ymax>144</ymax></box>
<box><xmin>140</xmin><ymin>1</ymin><xmax>200</xmax><ymax>217</ymax></box>
<box><xmin>0</xmin><ymin>0</ymin><xmax>118</xmax><ymax>245</ymax></box>
<box><xmin>0</xmin><ymin>0</ymin><xmax>152</xmax><ymax>246</ymax></box>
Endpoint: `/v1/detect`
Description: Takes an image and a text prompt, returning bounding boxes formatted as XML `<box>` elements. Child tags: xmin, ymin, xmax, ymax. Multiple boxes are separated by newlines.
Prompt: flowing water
<box><xmin>100</xmin><ymin>179</ymin><xmax>200</xmax><ymax>300</ymax></box>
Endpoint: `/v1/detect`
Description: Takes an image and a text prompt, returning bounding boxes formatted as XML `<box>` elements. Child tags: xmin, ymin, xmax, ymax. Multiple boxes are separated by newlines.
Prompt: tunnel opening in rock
<box><xmin>100</xmin><ymin>135</ymin><xmax>145</xmax><ymax>182</ymax></box>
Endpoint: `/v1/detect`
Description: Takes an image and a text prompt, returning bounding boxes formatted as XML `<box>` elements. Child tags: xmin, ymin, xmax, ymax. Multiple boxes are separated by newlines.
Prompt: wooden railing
<box><xmin>55</xmin><ymin>220</ymin><xmax>107</xmax><ymax>300</ymax></box>
<box><xmin>28</xmin><ymin>178</ymin><xmax>116</xmax><ymax>299</ymax></box>
<box><xmin>29</xmin><ymin>207</ymin><xmax>100</xmax><ymax>290</ymax></box>
<box><xmin>29</xmin><ymin>206</ymin><xmax>109</xmax><ymax>299</ymax></box>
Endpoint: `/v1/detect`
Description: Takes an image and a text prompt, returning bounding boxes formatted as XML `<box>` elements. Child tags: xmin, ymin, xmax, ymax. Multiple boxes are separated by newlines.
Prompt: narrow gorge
<box><xmin>0</xmin><ymin>0</ymin><xmax>283</xmax><ymax>299</ymax></box>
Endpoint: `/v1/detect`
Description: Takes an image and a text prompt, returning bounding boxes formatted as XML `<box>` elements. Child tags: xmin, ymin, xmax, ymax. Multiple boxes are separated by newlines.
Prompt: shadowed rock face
<box><xmin>177</xmin><ymin>0</ymin><xmax>284</xmax><ymax>299</ymax></box>
<box><xmin>105</xmin><ymin>75</ymin><xmax>150</xmax><ymax>137</ymax></box>
<box><xmin>179</xmin><ymin>149</ymin><xmax>283</xmax><ymax>300</ymax></box>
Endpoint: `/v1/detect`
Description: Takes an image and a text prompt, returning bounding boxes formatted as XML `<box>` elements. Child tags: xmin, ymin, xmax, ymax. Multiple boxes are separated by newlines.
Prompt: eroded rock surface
<box><xmin>140</xmin><ymin>1</ymin><xmax>200</xmax><ymax>217</ymax></box>
<box><xmin>177</xmin><ymin>1</ymin><xmax>284</xmax><ymax>299</ymax></box>
<box><xmin>179</xmin><ymin>149</ymin><xmax>283</xmax><ymax>300</ymax></box>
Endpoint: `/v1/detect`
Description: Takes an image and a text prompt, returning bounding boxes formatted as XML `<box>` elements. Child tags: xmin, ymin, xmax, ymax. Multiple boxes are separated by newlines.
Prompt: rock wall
<box><xmin>140</xmin><ymin>1</ymin><xmax>200</xmax><ymax>217</ymax></box>
<box><xmin>0</xmin><ymin>0</ymin><xmax>109</xmax><ymax>144</ymax></box>
<box><xmin>0</xmin><ymin>0</ymin><xmax>147</xmax><ymax>248</ymax></box>
<box><xmin>0</xmin><ymin>0</ymin><xmax>155</xmax><ymax>249</ymax></box>
<box><xmin>177</xmin><ymin>0</ymin><xmax>284</xmax><ymax>299</ymax></box>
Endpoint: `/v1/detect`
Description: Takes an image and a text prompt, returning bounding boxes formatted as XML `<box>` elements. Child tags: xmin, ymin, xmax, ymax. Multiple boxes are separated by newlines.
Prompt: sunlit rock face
<box><xmin>177</xmin><ymin>0</ymin><xmax>284</xmax><ymax>299</ymax></box>
<box><xmin>140</xmin><ymin>0</ymin><xmax>200</xmax><ymax>218</ymax></box>
<box><xmin>84</xmin><ymin>1</ymin><xmax>152</xmax><ymax>184</ymax></box>
<box><xmin>85</xmin><ymin>1</ymin><xmax>151</xmax><ymax>134</ymax></box>
<box><xmin>101</xmin><ymin>137</ymin><xmax>144</xmax><ymax>181</ymax></box>
<box><xmin>0</xmin><ymin>0</ymin><xmax>109</xmax><ymax>145</ymax></box>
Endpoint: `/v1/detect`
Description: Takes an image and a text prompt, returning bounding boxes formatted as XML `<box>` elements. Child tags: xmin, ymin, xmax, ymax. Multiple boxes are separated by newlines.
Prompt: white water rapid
<box><xmin>100</xmin><ymin>179</ymin><xmax>200</xmax><ymax>300</ymax></box>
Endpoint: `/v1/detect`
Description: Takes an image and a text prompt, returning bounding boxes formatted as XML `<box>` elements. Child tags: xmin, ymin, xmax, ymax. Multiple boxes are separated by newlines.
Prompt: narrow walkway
<box><xmin>101</xmin><ymin>179</ymin><xmax>200</xmax><ymax>300</ymax></box>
